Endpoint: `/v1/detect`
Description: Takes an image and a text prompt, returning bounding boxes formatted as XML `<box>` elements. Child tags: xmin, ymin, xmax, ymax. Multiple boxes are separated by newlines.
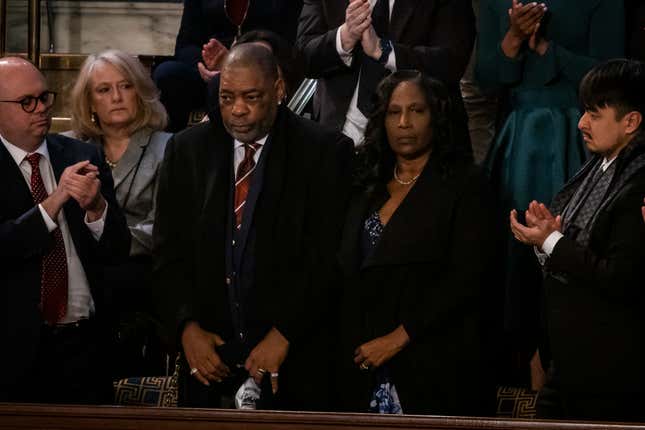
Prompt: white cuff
<box><xmin>541</xmin><ymin>231</ymin><xmax>564</xmax><ymax>256</ymax></box>
<box><xmin>336</xmin><ymin>25</ymin><xmax>354</xmax><ymax>66</ymax></box>
<box><xmin>384</xmin><ymin>42</ymin><xmax>396</xmax><ymax>72</ymax></box>
<box><xmin>84</xmin><ymin>201</ymin><xmax>108</xmax><ymax>241</ymax></box>
<box><xmin>38</xmin><ymin>203</ymin><xmax>58</xmax><ymax>232</ymax></box>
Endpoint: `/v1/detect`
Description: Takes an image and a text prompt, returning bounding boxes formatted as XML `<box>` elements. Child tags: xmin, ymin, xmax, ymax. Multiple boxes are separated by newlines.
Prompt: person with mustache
<box><xmin>477</xmin><ymin>0</ymin><xmax>625</xmax><ymax>389</ymax></box>
<box><xmin>153</xmin><ymin>43</ymin><xmax>353</xmax><ymax>410</ymax></box>
<box><xmin>0</xmin><ymin>57</ymin><xmax>130</xmax><ymax>403</ymax></box>
<box><xmin>510</xmin><ymin>59</ymin><xmax>645</xmax><ymax>421</ymax></box>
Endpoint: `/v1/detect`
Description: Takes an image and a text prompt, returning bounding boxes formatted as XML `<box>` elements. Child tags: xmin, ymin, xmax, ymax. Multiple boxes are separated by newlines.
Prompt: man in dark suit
<box><xmin>0</xmin><ymin>57</ymin><xmax>130</xmax><ymax>403</ymax></box>
<box><xmin>297</xmin><ymin>0</ymin><xmax>475</xmax><ymax>146</ymax></box>
<box><xmin>154</xmin><ymin>0</ymin><xmax>303</xmax><ymax>132</ymax></box>
<box><xmin>510</xmin><ymin>59</ymin><xmax>645</xmax><ymax>421</ymax></box>
<box><xmin>154</xmin><ymin>44</ymin><xmax>353</xmax><ymax>410</ymax></box>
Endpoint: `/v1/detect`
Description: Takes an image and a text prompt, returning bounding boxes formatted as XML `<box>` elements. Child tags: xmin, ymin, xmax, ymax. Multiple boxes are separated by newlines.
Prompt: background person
<box><xmin>70</xmin><ymin>49</ymin><xmax>171</xmax><ymax>378</ymax></box>
<box><xmin>154</xmin><ymin>0</ymin><xmax>303</xmax><ymax>131</ymax></box>
<box><xmin>297</xmin><ymin>0</ymin><xmax>475</xmax><ymax>149</ymax></box>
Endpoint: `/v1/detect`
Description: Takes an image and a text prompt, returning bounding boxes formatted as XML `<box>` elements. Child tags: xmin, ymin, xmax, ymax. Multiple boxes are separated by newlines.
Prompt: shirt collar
<box><xmin>233</xmin><ymin>134</ymin><xmax>269</xmax><ymax>150</ymax></box>
<box><xmin>600</xmin><ymin>155</ymin><xmax>617</xmax><ymax>172</ymax></box>
<box><xmin>0</xmin><ymin>133</ymin><xmax>49</xmax><ymax>167</ymax></box>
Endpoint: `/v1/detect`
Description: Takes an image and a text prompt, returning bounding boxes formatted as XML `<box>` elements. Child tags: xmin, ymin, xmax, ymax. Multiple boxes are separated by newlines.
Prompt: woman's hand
<box><xmin>528</xmin><ymin>24</ymin><xmax>550</xmax><ymax>56</ymax></box>
<box><xmin>502</xmin><ymin>1</ymin><xmax>547</xmax><ymax>58</ymax></box>
<box><xmin>354</xmin><ymin>325</ymin><xmax>410</xmax><ymax>370</ymax></box>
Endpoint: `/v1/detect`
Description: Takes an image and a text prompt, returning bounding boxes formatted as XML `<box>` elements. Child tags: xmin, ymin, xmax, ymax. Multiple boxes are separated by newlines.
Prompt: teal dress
<box><xmin>476</xmin><ymin>0</ymin><xmax>624</xmax><ymax>350</ymax></box>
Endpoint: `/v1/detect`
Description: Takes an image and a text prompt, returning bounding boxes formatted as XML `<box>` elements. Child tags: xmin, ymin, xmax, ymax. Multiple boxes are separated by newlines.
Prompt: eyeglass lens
<box><xmin>21</xmin><ymin>92</ymin><xmax>55</xmax><ymax>112</ymax></box>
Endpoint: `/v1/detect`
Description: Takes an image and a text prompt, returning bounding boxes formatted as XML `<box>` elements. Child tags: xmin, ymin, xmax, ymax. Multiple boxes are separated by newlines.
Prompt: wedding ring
<box><xmin>190</xmin><ymin>367</ymin><xmax>199</xmax><ymax>375</ymax></box>
<box><xmin>270</xmin><ymin>372</ymin><xmax>279</xmax><ymax>378</ymax></box>
<box><xmin>256</xmin><ymin>367</ymin><xmax>267</xmax><ymax>375</ymax></box>
<box><xmin>359</xmin><ymin>362</ymin><xmax>370</xmax><ymax>371</ymax></box>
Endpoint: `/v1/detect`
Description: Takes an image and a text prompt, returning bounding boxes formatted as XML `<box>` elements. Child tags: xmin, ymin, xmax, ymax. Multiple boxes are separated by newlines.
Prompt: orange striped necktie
<box><xmin>233</xmin><ymin>142</ymin><xmax>262</xmax><ymax>230</ymax></box>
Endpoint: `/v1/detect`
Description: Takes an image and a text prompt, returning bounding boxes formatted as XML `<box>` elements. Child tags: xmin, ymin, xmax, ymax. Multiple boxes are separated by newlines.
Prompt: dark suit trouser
<box><xmin>10</xmin><ymin>320</ymin><xmax>114</xmax><ymax>404</ymax></box>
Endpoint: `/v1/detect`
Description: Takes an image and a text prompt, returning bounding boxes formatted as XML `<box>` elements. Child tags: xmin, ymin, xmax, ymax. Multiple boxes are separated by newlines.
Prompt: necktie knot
<box><xmin>244</xmin><ymin>142</ymin><xmax>262</xmax><ymax>155</ymax></box>
<box><xmin>25</xmin><ymin>152</ymin><xmax>41</xmax><ymax>170</ymax></box>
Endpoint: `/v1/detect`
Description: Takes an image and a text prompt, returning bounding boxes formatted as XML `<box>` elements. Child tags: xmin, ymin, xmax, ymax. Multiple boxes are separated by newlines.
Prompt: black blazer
<box><xmin>0</xmin><ymin>134</ymin><xmax>131</xmax><ymax>400</ymax></box>
<box><xmin>153</xmin><ymin>106</ymin><xmax>353</xmax><ymax>410</ymax></box>
<box><xmin>175</xmin><ymin>0</ymin><xmax>303</xmax><ymax>67</ymax></box>
<box><xmin>297</xmin><ymin>0</ymin><xmax>476</xmax><ymax>130</ymax></box>
<box><xmin>336</xmin><ymin>156</ymin><xmax>500</xmax><ymax>415</ymax></box>
<box><xmin>541</xmin><ymin>135</ymin><xmax>645</xmax><ymax>421</ymax></box>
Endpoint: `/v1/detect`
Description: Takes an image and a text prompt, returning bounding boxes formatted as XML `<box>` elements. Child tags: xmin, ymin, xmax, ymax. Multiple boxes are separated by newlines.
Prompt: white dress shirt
<box><xmin>233</xmin><ymin>135</ymin><xmax>269</xmax><ymax>175</ymax></box>
<box><xmin>1</xmin><ymin>135</ymin><xmax>108</xmax><ymax>323</ymax></box>
<box><xmin>536</xmin><ymin>156</ymin><xmax>618</xmax><ymax>262</ymax></box>
<box><xmin>336</xmin><ymin>0</ymin><xmax>397</xmax><ymax>146</ymax></box>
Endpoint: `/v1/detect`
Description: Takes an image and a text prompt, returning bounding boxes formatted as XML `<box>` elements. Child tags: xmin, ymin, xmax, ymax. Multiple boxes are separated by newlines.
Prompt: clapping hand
<box><xmin>508</xmin><ymin>0</ymin><xmax>547</xmax><ymax>41</ymax></box>
<box><xmin>198</xmin><ymin>38</ymin><xmax>228</xmax><ymax>82</ymax></box>
<box><xmin>510</xmin><ymin>200</ymin><xmax>562</xmax><ymax>248</ymax></box>
<box><xmin>59</xmin><ymin>160</ymin><xmax>106</xmax><ymax>222</ymax></box>
<box><xmin>340</xmin><ymin>0</ymin><xmax>371</xmax><ymax>52</ymax></box>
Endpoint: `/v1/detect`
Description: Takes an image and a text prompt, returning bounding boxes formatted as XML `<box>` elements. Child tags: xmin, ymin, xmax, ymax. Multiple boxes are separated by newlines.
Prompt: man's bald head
<box><xmin>0</xmin><ymin>56</ymin><xmax>51</xmax><ymax>151</ymax></box>
<box><xmin>221</xmin><ymin>43</ymin><xmax>280</xmax><ymax>84</ymax></box>
<box><xmin>218</xmin><ymin>43</ymin><xmax>286</xmax><ymax>144</ymax></box>
<box><xmin>0</xmin><ymin>57</ymin><xmax>45</xmax><ymax>97</ymax></box>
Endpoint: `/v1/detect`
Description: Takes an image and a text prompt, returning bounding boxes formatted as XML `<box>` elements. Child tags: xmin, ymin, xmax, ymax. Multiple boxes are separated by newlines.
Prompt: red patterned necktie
<box><xmin>233</xmin><ymin>142</ymin><xmax>262</xmax><ymax>230</ymax></box>
<box><xmin>25</xmin><ymin>153</ymin><xmax>68</xmax><ymax>324</ymax></box>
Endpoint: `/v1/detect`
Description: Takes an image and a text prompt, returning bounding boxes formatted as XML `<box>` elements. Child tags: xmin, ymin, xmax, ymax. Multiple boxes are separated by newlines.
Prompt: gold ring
<box><xmin>360</xmin><ymin>362</ymin><xmax>369</xmax><ymax>371</ymax></box>
<box><xmin>190</xmin><ymin>367</ymin><xmax>199</xmax><ymax>375</ymax></box>
<box><xmin>256</xmin><ymin>367</ymin><xmax>267</xmax><ymax>375</ymax></box>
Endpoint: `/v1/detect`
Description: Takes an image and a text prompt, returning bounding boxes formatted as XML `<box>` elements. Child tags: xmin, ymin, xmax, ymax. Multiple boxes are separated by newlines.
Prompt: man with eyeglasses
<box><xmin>0</xmin><ymin>57</ymin><xmax>130</xmax><ymax>404</ymax></box>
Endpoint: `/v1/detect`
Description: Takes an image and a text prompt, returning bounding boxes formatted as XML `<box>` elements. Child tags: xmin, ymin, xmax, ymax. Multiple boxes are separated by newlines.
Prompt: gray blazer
<box><xmin>89</xmin><ymin>128</ymin><xmax>170</xmax><ymax>256</ymax></box>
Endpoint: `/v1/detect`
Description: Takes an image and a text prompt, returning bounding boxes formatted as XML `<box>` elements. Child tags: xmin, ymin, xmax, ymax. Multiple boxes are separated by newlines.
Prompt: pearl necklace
<box><xmin>105</xmin><ymin>156</ymin><xmax>117</xmax><ymax>169</ymax></box>
<box><xmin>393</xmin><ymin>165</ymin><xmax>420</xmax><ymax>185</ymax></box>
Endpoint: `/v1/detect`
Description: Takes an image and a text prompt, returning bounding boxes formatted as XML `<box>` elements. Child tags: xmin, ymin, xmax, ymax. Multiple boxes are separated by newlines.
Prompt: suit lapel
<box><xmin>254</xmin><ymin>108</ymin><xmax>288</xmax><ymax>242</ymax></box>
<box><xmin>325</xmin><ymin>0</ymin><xmax>348</xmax><ymax>27</ymax></box>
<box><xmin>337</xmin><ymin>190</ymin><xmax>372</xmax><ymax>277</ymax></box>
<box><xmin>390</xmin><ymin>0</ymin><xmax>420</xmax><ymax>41</ymax></box>
<box><xmin>0</xmin><ymin>142</ymin><xmax>34</xmax><ymax>211</ymax></box>
<box><xmin>46</xmin><ymin>134</ymin><xmax>69</xmax><ymax>184</ymax></box>
<box><xmin>111</xmin><ymin>128</ymin><xmax>150</xmax><ymax>190</ymax></box>
<box><xmin>201</xmin><ymin>121</ymin><xmax>232</xmax><ymax>222</ymax></box>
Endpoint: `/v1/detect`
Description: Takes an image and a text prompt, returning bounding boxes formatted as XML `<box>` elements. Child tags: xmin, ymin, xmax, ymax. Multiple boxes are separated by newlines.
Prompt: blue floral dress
<box><xmin>361</xmin><ymin>211</ymin><xmax>403</xmax><ymax>415</ymax></box>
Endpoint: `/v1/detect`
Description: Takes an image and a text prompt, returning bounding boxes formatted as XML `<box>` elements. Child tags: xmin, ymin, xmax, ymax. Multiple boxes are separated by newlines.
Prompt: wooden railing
<box><xmin>1</xmin><ymin>403</ymin><xmax>644</xmax><ymax>430</ymax></box>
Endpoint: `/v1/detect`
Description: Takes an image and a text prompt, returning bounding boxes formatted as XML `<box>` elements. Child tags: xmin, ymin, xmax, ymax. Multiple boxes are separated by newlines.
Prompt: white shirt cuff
<box><xmin>541</xmin><ymin>231</ymin><xmax>564</xmax><ymax>256</ymax></box>
<box><xmin>38</xmin><ymin>203</ymin><xmax>58</xmax><ymax>232</ymax></box>
<box><xmin>84</xmin><ymin>201</ymin><xmax>108</xmax><ymax>241</ymax></box>
<box><xmin>336</xmin><ymin>25</ymin><xmax>354</xmax><ymax>66</ymax></box>
<box><xmin>384</xmin><ymin>42</ymin><xmax>396</xmax><ymax>72</ymax></box>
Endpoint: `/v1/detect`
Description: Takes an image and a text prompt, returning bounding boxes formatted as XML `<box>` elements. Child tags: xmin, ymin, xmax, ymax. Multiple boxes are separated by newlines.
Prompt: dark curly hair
<box><xmin>354</xmin><ymin>70</ymin><xmax>470</xmax><ymax>188</ymax></box>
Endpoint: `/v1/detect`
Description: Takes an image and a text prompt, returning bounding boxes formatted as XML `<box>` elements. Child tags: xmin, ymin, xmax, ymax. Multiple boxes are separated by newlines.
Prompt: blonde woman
<box><xmin>70</xmin><ymin>49</ymin><xmax>171</xmax><ymax>377</ymax></box>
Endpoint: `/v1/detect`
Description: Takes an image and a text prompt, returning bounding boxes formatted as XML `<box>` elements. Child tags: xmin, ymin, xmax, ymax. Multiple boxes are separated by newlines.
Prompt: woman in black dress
<box><xmin>337</xmin><ymin>70</ymin><xmax>500</xmax><ymax>415</ymax></box>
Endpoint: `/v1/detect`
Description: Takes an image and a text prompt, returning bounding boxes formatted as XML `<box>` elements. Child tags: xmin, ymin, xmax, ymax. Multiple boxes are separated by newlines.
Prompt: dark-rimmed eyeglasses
<box><xmin>0</xmin><ymin>91</ymin><xmax>57</xmax><ymax>113</ymax></box>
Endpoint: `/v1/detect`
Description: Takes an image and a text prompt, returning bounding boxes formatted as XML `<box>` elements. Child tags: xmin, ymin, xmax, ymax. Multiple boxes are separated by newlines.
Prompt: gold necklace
<box><xmin>393</xmin><ymin>164</ymin><xmax>420</xmax><ymax>185</ymax></box>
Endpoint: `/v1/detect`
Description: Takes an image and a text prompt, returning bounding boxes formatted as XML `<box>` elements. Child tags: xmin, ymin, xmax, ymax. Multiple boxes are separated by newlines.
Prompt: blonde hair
<box><xmin>70</xmin><ymin>49</ymin><xmax>167</xmax><ymax>139</ymax></box>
